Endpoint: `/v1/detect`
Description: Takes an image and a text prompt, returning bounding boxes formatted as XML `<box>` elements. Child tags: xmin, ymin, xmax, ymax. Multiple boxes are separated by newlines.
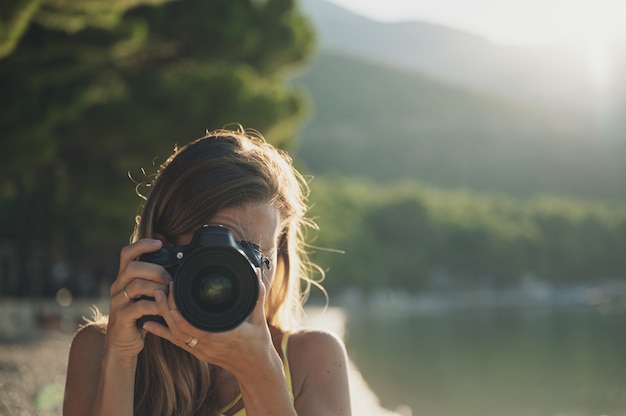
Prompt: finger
<box><xmin>111</xmin><ymin>279</ymin><xmax>170</xmax><ymax>309</ymax></box>
<box><xmin>248</xmin><ymin>268</ymin><xmax>268</xmax><ymax>325</ymax></box>
<box><xmin>112</xmin><ymin>297</ymin><xmax>162</xmax><ymax>330</ymax></box>
<box><xmin>166</xmin><ymin>281</ymin><xmax>176</xmax><ymax>311</ymax></box>
<box><xmin>119</xmin><ymin>239</ymin><xmax>163</xmax><ymax>272</ymax></box>
<box><xmin>169</xmin><ymin>308</ymin><xmax>198</xmax><ymax>336</ymax></box>
<box><xmin>112</xmin><ymin>259</ymin><xmax>172</xmax><ymax>296</ymax></box>
<box><xmin>153</xmin><ymin>289</ymin><xmax>196</xmax><ymax>347</ymax></box>
<box><xmin>115</xmin><ymin>260</ymin><xmax>172</xmax><ymax>289</ymax></box>
<box><xmin>141</xmin><ymin>318</ymin><xmax>170</xmax><ymax>338</ymax></box>
<box><xmin>161</xmin><ymin>284</ymin><xmax>205</xmax><ymax>347</ymax></box>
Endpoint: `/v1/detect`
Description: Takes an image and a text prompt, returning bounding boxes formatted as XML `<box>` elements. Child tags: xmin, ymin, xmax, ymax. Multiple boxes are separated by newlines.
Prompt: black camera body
<box><xmin>138</xmin><ymin>225</ymin><xmax>268</xmax><ymax>332</ymax></box>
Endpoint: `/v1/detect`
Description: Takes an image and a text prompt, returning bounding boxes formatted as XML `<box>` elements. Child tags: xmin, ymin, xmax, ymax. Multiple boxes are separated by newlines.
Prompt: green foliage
<box><xmin>0</xmin><ymin>0</ymin><xmax>314</xmax><ymax>296</ymax></box>
<box><xmin>0</xmin><ymin>0</ymin><xmax>173</xmax><ymax>59</ymax></box>
<box><xmin>308</xmin><ymin>177</ymin><xmax>626</xmax><ymax>294</ymax></box>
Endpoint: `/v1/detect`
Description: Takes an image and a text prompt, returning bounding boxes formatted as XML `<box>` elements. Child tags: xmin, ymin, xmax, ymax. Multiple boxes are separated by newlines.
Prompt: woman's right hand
<box><xmin>106</xmin><ymin>238</ymin><xmax>172</xmax><ymax>360</ymax></box>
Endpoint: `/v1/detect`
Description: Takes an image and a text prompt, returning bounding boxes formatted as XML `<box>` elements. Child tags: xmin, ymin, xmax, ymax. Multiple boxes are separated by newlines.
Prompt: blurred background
<box><xmin>1</xmin><ymin>0</ymin><xmax>626</xmax><ymax>415</ymax></box>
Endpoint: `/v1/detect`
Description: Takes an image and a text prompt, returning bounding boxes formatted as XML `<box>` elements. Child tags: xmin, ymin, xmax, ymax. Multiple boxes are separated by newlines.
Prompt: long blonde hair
<box><xmin>115</xmin><ymin>128</ymin><xmax>317</xmax><ymax>415</ymax></box>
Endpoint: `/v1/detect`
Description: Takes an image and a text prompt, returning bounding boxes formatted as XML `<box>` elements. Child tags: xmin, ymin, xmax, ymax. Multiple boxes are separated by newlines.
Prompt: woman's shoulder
<box><xmin>285</xmin><ymin>328</ymin><xmax>349</xmax><ymax>393</ymax></box>
<box><xmin>75</xmin><ymin>321</ymin><xmax>107</xmax><ymax>339</ymax></box>
<box><xmin>69</xmin><ymin>322</ymin><xmax>107</xmax><ymax>356</ymax></box>
<box><xmin>288</xmin><ymin>328</ymin><xmax>346</xmax><ymax>357</ymax></box>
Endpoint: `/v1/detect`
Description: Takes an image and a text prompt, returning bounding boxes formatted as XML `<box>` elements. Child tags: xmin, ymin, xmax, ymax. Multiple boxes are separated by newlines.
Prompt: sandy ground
<box><xmin>0</xmin><ymin>330</ymin><xmax>71</xmax><ymax>415</ymax></box>
<box><xmin>0</xmin><ymin>303</ymin><xmax>400</xmax><ymax>415</ymax></box>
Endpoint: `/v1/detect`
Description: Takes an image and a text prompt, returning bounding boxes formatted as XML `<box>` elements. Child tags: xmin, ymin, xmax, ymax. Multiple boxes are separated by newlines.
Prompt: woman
<box><xmin>63</xmin><ymin>128</ymin><xmax>351</xmax><ymax>415</ymax></box>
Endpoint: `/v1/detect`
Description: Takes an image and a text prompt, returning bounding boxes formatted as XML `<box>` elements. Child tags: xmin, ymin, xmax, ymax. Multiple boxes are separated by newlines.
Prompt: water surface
<box><xmin>345</xmin><ymin>307</ymin><xmax>626</xmax><ymax>416</ymax></box>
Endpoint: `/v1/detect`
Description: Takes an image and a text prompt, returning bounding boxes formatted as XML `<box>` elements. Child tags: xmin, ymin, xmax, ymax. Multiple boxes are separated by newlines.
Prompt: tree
<box><xmin>0</xmin><ymin>0</ymin><xmax>315</xmax><ymax>297</ymax></box>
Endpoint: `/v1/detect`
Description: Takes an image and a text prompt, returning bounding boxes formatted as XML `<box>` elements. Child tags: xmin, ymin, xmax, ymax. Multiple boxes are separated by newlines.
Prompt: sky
<box><xmin>326</xmin><ymin>0</ymin><xmax>626</xmax><ymax>47</ymax></box>
<box><xmin>321</xmin><ymin>0</ymin><xmax>626</xmax><ymax>121</ymax></box>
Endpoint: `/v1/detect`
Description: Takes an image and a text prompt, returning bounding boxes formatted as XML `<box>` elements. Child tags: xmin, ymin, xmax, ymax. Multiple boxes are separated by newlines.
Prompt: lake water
<box><xmin>344</xmin><ymin>306</ymin><xmax>626</xmax><ymax>416</ymax></box>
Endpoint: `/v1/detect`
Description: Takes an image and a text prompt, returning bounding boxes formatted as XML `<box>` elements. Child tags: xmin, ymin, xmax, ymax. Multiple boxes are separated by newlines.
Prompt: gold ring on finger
<box><xmin>185</xmin><ymin>336</ymin><xmax>199</xmax><ymax>348</ymax></box>
<box><xmin>123</xmin><ymin>286</ymin><xmax>131</xmax><ymax>301</ymax></box>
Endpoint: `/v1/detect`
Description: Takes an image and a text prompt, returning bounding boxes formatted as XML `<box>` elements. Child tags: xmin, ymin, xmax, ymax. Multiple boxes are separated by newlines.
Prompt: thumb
<box><xmin>248</xmin><ymin>267</ymin><xmax>269</xmax><ymax>325</ymax></box>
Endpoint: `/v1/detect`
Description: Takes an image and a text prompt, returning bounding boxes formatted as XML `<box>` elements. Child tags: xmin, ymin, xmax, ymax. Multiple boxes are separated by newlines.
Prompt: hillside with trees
<box><xmin>292</xmin><ymin>52</ymin><xmax>625</xmax><ymax>201</ymax></box>
<box><xmin>306</xmin><ymin>178</ymin><xmax>626</xmax><ymax>296</ymax></box>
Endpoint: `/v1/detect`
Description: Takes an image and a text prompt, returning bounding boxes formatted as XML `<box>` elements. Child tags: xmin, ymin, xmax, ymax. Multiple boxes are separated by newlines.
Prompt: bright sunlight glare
<box><xmin>537</xmin><ymin>1</ymin><xmax>622</xmax><ymax>88</ymax></box>
<box><xmin>326</xmin><ymin>0</ymin><xmax>626</xmax><ymax>45</ymax></box>
<box><xmin>328</xmin><ymin>0</ymin><xmax>626</xmax><ymax>88</ymax></box>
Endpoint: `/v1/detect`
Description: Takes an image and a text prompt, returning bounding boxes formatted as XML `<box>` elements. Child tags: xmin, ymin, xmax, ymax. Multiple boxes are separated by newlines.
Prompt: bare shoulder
<box><xmin>287</xmin><ymin>328</ymin><xmax>351</xmax><ymax>414</ymax></box>
<box><xmin>64</xmin><ymin>323</ymin><xmax>108</xmax><ymax>415</ymax></box>
<box><xmin>288</xmin><ymin>328</ymin><xmax>347</xmax><ymax>360</ymax></box>
<box><xmin>67</xmin><ymin>323</ymin><xmax>107</xmax><ymax>378</ymax></box>
<box><xmin>70</xmin><ymin>323</ymin><xmax>106</xmax><ymax>356</ymax></box>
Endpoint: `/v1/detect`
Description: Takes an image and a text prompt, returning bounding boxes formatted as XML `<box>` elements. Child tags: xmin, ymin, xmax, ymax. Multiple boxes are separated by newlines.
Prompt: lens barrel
<box><xmin>172</xmin><ymin>245</ymin><xmax>259</xmax><ymax>332</ymax></box>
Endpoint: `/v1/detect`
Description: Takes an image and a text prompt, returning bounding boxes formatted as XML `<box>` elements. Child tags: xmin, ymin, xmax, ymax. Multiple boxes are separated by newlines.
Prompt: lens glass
<box><xmin>191</xmin><ymin>266</ymin><xmax>238</xmax><ymax>313</ymax></box>
<box><xmin>174</xmin><ymin>246</ymin><xmax>259</xmax><ymax>332</ymax></box>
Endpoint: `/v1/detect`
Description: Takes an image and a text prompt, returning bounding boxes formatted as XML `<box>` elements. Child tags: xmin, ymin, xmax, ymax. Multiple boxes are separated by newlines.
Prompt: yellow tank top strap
<box><xmin>221</xmin><ymin>393</ymin><xmax>243</xmax><ymax>416</ymax></box>
<box><xmin>220</xmin><ymin>332</ymin><xmax>294</xmax><ymax>416</ymax></box>
<box><xmin>281</xmin><ymin>332</ymin><xmax>295</xmax><ymax>403</ymax></box>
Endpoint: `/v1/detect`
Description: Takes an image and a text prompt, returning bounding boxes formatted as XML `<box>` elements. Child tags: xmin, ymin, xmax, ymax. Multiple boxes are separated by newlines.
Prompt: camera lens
<box><xmin>193</xmin><ymin>268</ymin><xmax>236</xmax><ymax>311</ymax></box>
<box><xmin>173</xmin><ymin>246</ymin><xmax>259</xmax><ymax>332</ymax></box>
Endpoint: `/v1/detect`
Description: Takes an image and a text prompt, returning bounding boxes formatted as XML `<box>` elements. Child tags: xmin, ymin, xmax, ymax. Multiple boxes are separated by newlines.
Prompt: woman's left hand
<box><xmin>142</xmin><ymin>267</ymin><xmax>350</xmax><ymax>416</ymax></box>
<box><xmin>141</xmin><ymin>268</ymin><xmax>277</xmax><ymax>379</ymax></box>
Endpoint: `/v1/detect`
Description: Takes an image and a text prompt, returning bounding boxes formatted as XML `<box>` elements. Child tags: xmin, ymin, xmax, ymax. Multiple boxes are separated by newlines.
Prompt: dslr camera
<box><xmin>138</xmin><ymin>225</ymin><xmax>270</xmax><ymax>332</ymax></box>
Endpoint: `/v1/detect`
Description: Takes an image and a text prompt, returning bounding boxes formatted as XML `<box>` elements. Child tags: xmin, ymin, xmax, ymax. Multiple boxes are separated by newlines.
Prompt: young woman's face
<box><xmin>176</xmin><ymin>202</ymin><xmax>281</xmax><ymax>285</ymax></box>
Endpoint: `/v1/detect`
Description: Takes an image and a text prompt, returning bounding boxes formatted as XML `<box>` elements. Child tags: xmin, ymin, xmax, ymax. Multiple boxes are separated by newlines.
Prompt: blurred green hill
<box><xmin>293</xmin><ymin>51</ymin><xmax>626</xmax><ymax>200</ymax></box>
